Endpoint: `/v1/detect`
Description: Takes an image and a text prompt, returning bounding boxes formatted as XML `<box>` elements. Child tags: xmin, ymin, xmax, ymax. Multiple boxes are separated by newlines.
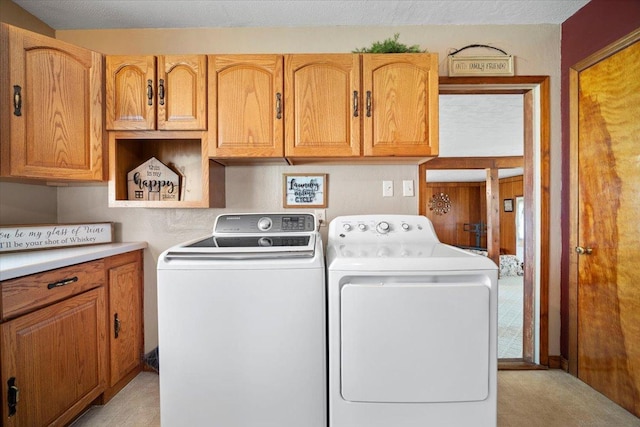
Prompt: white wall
<box><xmin>54</xmin><ymin>24</ymin><xmax>563</xmax><ymax>355</ymax></box>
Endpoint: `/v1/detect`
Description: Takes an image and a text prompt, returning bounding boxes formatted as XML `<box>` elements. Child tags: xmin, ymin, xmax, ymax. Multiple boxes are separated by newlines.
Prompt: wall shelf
<box><xmin>108</xmin><ymin>131</ymin><xmax>225</xmax><ymax>208</ymax></box>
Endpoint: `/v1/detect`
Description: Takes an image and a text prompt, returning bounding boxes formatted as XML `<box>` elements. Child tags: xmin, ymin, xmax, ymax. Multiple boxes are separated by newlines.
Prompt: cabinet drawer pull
<box><xmin>353</xmin><ymin>90</ymin><xmax>359</xmax><ymax>117</ymax></box>
<box><xmin>13</xmin><ymin>85</ymin><xmax>22</xmax><ymax>116</ymax></box>
<box><xmin>158</xmin><ymin>79</ymin><xmax>165</xmax><ymax>105</ymax></box>
<box><xmin>366</xmin><ymin>91</ymin><xmax>372</xmax><ymax>117</ymax></box>
<box><xmin>147</xmin><ymin>79</ymin><xmax>153</xmax><ymax>106</ymax></box>
<box><xmin>8</xmin><ymin>377</ymin><xmax>18</xmax><ymax>417</ymax></box>
<box><xmin>276</xmin><ymin>92</ymin><xmax>282</xmax><ymax>120</ymax></box>
<box><xmin>47</xmin><ymin>276</ymin><xmax>78</xmax><ymax>289</ymax></box>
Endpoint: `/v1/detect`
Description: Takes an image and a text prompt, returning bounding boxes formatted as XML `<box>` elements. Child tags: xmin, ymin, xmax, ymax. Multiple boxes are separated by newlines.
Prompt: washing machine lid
<box><xmin>163</xmin><ymin>213</ymin><xmax>318</xmax><ymax>260</ymax></box>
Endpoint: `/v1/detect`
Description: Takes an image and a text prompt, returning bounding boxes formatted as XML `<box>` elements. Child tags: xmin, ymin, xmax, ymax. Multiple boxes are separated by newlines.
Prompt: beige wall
<box><xmin>0</xmin><ymin>0</ymin><xmax>54</xmax><ymax>35</ymax></box>
<box><xmin>52</xmin><ymin>24</ymin><xmax>562</xmax><ymax>355</ymax></box>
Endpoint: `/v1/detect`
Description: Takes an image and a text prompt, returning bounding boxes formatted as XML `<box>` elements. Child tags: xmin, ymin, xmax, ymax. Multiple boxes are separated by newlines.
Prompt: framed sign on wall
<box><xmin>283</xmin><ymin>174</ymin><xmax>327</xmax><ymax>208</ymax></box>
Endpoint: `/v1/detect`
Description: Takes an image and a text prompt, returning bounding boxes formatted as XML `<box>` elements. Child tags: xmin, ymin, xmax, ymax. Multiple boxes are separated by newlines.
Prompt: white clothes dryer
<box><xmin>327</xmin><ymin>215</ymin><xmax>498</xmax><ymax>427</ymax></box>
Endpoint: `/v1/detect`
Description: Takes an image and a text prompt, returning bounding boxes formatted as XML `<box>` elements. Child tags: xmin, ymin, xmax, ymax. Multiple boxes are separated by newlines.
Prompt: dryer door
<box><xmin>340</xmin><ymin>281</ymin><xmax>490</xmax><ymax>403</ymax></box>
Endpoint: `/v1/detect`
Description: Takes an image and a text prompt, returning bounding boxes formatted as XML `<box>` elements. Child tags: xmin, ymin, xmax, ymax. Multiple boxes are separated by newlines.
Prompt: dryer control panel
<box><xmin>329</xmin><ymin>215</ymin><xmax>440</xmax><ymax>243</ymax></box>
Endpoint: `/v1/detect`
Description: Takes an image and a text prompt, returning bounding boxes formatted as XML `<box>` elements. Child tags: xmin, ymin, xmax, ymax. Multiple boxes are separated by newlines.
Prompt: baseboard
<box><xmin>548</xmin><ymin>355</ymin><xmax>569</xmax><ymax>371</ymax></box>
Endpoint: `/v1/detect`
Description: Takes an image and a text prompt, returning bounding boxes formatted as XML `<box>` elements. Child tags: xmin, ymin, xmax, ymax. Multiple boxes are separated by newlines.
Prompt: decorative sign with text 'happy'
<box><xmin>127</xmin><ymin>157</ymin><xmax>181</xmax><ymax>202</ymax></box>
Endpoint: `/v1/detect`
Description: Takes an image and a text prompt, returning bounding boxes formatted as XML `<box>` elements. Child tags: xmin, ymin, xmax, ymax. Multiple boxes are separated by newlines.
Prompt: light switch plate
<box><xmin>383</xmin><ymin>181</ymin><xmax>393</xmax><ymax>197</ymax></box>
<box><xmin>403</xmin><ymin>180</ymin><xmax>415</xmax><ymax>197</ymax></box>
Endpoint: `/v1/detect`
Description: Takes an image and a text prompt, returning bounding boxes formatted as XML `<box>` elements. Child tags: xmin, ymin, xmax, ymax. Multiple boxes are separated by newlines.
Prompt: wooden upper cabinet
<box><xmin>106</xmin><ymin>55</ymin><xmax>207</xmax><ymax>131</ymax></box>
<box><xmin>106</xmin><ymin>56</ymin><xmax>155</xmax><ymax>130</ymax></box>
<box><xmin>209</xmin><ymin>55</ymin><xmax>284</xmax><ymax>158</ymax></box>
<box><xmin>284</xmin><ymin>54</ymin><xmax>361</xmax><ymax>158</ymax></box>
<box><xmin>362</xmin><ymin>54</ymin><xmax>439</xmax><ymax>157</ymax></box>
<box><xmin>0</xmin><ymin>24</ymin><xmax>104</xmax><ymax>181</ymax></box>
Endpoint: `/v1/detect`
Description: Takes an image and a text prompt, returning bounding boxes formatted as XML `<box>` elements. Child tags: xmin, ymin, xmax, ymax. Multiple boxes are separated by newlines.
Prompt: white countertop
<box><xmin>0</xmin><ymin>242</ymin><xmax>148</xmax><ymax>281</ymax></box>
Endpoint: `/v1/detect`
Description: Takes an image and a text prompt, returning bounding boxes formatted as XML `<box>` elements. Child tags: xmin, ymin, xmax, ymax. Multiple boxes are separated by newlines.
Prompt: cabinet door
<box><xmin>209</xmin><ymin>55</ymin><xmax>284</xmax><ymax>157</ymax></box>
<box><xmin>284</xmin><ymin>54</ymin><xmax>360</xmax><ymax>158</ymax></box>
<box><xmin>0</xmin><ymin>288</ymin><xmax>107</xmax><ymax>427</ymax></box>
<box><xmin>362</xmin><ymin>54</ymin><xmax>439</xmax><ymax>157</ymax></box>
<box><xmin>107</xmin><ymin>252</ymin><xmax>143</xmax><ymax>388</ymax></box>
<box><xmin>0</xmin><ymin>24</ymin><xmax>104</xmax><ymax>181</ymax></box>
<box><xmin>106</xmin><ymin>55</ymin><xmax>156</xmax><ymax>130</ymax></box>
<box><xmin>158</xmin><ymin>55</ymin><xmax>207</xmax><ymax>131</ymax></box>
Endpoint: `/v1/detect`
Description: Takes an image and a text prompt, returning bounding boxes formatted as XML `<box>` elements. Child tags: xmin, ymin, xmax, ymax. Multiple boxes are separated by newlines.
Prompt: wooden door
<box><xmin>158</xmin><ymin>55</ymin><xmax>207</xmax><ymax>130</ymax></box>
<box><xmin>362</xmin><ymin>54</ymin><xmax>439</xmax><ymax>157</ymax></box>
<box><xmin>574</xmin><ymin>37</ymin><xmax>640</xmax><ymax>416</ymax></box>
<box><xmin>209</xmin><ymin>55</ymin><xmax>283</xmax><ymax>157</ymax></box>
<box><xmin>1</xmin><ymin>24</ymin><xmax>104</xmax><ymax>181</ymax></box>
<box><xmin>108</xmin><ymin>254</ymin><xmax>143</xmax><ymax>387</ymax></box>
<box><xmin>0</xmin><ymin>288</ymin><xmax>107</xmax><ymax>426</ymax></box>
<box><xmin>284</xmin><ymin>54</ymin><xmax>360</xmax><ymax>158</ymax></box>
<box><xmin>106</xmin><ymin>55</ymin><xmax>156</xmax><ymax>130</ymax></box>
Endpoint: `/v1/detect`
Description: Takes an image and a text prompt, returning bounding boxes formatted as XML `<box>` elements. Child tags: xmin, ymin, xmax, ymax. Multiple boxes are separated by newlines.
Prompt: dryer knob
<box><xmin>343</xmin><ymin>223</ymin><xmax>352</xmax><ymax>232</ymax></box>
<box><xmin>358</xmin><ymin>223</ymin><xmax>367</xmax><ymax>231</ymax></box>
<box><xmin>401</xmin><ymin>223</ymin><xmax>410</xmax><ymax>231</ymax></box>
<box><xmin>376</xmin><ymin>221</ymin><xmax>390</xmax><ymax>234</ymax></box>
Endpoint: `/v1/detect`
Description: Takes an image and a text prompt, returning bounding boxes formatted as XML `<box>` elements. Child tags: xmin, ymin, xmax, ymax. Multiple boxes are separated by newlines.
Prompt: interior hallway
<box><xmin>72</xmin><ymin>370</ymin><xmax>640</xmax><ymax>426</ymax></box>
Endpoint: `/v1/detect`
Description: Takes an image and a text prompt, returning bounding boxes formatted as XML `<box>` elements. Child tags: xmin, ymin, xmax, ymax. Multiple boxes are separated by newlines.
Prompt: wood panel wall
<box><xmin>500</xmin><ymin>176</ymin><xmax>524</xmax><ymax>255</ymax></box>
<box><xmin>425</xmin><ymin>175</ymin><xmax>523</xmax><ymax>253</ymax></box>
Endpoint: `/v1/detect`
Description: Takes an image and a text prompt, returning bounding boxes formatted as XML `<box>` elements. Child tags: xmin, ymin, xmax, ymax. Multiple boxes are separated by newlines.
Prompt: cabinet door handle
<box><xmin>114</xmin><ymin>313</ymin><xmax>121</xmax><ymax>338</ymax></box>
<box><xmin>47</xmin><ymin>276</ymin><xmax>78</xmax><ymax>289</ymax></box>
<box><xmin>147</xmin><ymin>79</ymin><xmax>154</xmax><ymax>106</ymax></box>
<box><xmin>13</xmin><ymin>85</ymin><xmax>22</xmax><ymax>116</ymax></box>
<box><xmin>7</xmin><ymin>377</ymin><xmax>18</xmax><ymax>417</ymax></box>
<box><xmin>276</xmin><ymin>92</ymin><xmax>282</xmax><ymax>120</ymax></box>
<box><xmin>353</xmin><ymin>90</ymin><xmax>359</xmax><ymax>117</ymax></box>
<box><xmin>366</xmin><ymin>90</ymin><xmax>372</xmax><ymax>117</ymax></box>
<box><xmin>158</xmin><ymin>79</ymin><xmax>165</xmax><ymax>106</ymax></box>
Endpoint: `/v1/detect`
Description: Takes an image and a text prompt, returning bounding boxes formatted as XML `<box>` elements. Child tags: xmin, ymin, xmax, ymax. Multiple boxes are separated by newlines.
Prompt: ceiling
<box><xmin>14</xmin><ymin>0</ymin><xmax>589</xmax><ymax>30</ymax></box>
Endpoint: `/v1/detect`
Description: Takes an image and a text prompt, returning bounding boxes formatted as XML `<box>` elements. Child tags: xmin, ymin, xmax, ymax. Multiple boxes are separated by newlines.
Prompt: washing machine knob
<box><xmin>358</xmin><ymin>223</ymin><xmax>367</xmax><ymax>231</ymax></box>
<box><xmin>401</xmin><ymin>223</ymin><xmax>410</xmax><ymax>231</ymax></box>
<box><xmin>343</xmin><ymin>223</ymin><xmax>352</xmax><ymax>231</ymax></box>
<box><xmin>257</xmin><ymin>217</ymin><xmax>272</xmax><ymax>231</ymax></box>
<box><xmin>258</xmin><ymin>237</ymin><xmax>273</xmax><ymax>247</ymax></box>
<box><xmin>376</xmin><ymin>221</ymin><xmax>390</xmax><ymax>234</ymax></box>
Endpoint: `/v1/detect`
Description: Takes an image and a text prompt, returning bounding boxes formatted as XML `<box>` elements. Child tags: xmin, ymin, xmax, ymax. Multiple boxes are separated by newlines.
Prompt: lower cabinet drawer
<box><xmin>1</xmin><ymin>259</ymin><xmax>105</xmax><ymax>321</ymax></box>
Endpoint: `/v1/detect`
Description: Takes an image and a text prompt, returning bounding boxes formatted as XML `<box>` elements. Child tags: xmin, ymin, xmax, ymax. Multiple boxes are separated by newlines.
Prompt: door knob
<box><xmin>575</xmin><ymin>246</ymin><xmax>593</xmax><ymax>255</ymax></box>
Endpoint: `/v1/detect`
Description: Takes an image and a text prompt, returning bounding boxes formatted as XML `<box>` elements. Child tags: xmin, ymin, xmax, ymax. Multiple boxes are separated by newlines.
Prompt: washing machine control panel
<box><xmin>215</xmin><ymin>213</ymin><xmax>316</xmax><ymax>233</ymax></box>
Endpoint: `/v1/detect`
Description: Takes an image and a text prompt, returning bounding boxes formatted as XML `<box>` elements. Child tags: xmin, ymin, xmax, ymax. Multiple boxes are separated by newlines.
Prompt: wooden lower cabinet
<box><xmin>0</xmin><ymin>250</ymin><xmax>144</xmax><ymax>426</ymax></box>
<box><xmin>102</xmin><ymin>251</ymin><xmax>144</xmax><ymax>402</ymax></box>
<box><xmin>0</xmin><ymin>287</ymin><xmax>107</xmax><ymax>427</ymax></box>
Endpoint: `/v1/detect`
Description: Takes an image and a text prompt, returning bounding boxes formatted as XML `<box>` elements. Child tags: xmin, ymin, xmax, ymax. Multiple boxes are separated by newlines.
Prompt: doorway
<box><xmin>419</xmin><ymin>76</ymin><xmax>550</xmax><ymax>367</ymax></box>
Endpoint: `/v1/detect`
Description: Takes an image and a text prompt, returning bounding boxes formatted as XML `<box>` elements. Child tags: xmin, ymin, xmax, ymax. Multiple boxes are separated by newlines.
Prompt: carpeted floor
<box><xmin>71</xmin><ymin>371</ymin><xmax>640</xmax><ymax>426</ymax></box>
<box><xmin>498</xmin><ymin>275</ymin><xmax>524</xmax><ymax>358</ymax></box>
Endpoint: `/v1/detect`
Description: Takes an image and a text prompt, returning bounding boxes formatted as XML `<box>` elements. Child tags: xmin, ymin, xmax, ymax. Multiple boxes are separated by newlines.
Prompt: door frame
<box><xmin>420</xmin><ymin>76</ymin><xmax>550</xmax><ymax>367</ymax></box>
<box><xmin>568</xmin><ymin>28</ymin><xmax>640</xmax><ymax>376</ymax></box>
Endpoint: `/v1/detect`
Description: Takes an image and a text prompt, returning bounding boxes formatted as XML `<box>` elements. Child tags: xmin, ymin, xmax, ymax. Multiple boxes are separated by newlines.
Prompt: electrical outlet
<box><xmin>314</xmin><ymin>209</ymin><xmax>327</xmax><ymax>227</ymax></box>
<box><xmin>383</xmin><ymin>181</ymin><xmax>393</xmax><ymax>197</ymax></box>
<box><xmin>403</xmin><ymin>180</ymin><xmax>415</xmax><ymax>197</ymax></box>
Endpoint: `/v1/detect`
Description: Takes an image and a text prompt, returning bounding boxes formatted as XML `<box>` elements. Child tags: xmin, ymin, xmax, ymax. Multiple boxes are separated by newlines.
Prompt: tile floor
<box><xmin>498</xmin><ymin>275</ymin><xmax>524</xmax><ymax>358</ymax></box>
<box><xmin>72</xmin><ymin>370</ymin><xmax>640</xmax><ymax>426</ymax></box>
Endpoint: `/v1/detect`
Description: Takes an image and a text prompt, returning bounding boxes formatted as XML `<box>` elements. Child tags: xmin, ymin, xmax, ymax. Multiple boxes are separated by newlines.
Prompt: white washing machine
<box><xmin>327</xmin><ymin>215</ymin><xmax>498</xmax><ymax>427</ymax></box>
<box><xmin>157</xmin><ymin>213</ymin><xmax>326</xmax><ymax>427</ymax></box>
